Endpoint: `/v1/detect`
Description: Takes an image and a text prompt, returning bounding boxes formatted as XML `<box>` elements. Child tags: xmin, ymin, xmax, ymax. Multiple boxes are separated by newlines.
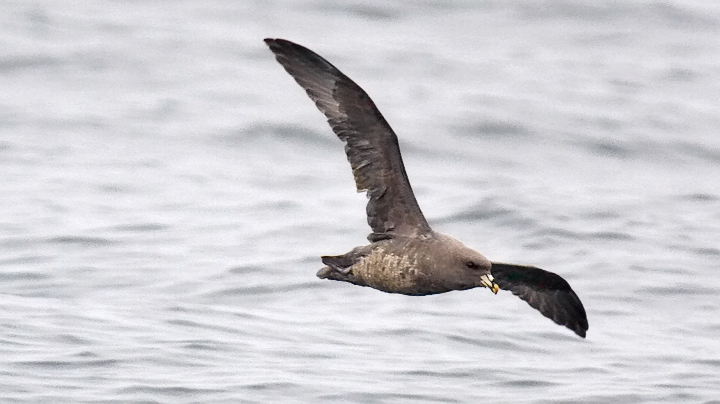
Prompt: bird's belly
<box><xmin>351</xmin><ymin>249</ymin><xmax>430</xmax><ymax>295</ymax></box>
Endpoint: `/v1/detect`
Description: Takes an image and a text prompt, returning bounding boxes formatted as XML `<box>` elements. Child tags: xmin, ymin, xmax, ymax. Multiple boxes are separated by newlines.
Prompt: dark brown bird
<box><xmin>264</xmin><ymin>38</ymin><xmax>588</xmax><ymax>338</ymax></box>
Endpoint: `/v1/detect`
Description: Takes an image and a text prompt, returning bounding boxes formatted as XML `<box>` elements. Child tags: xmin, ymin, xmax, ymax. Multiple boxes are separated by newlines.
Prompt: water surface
<box><xmin>1</xmin><ymin>1</ymin><xmax>719</xmax><ymax>402</ymax></box>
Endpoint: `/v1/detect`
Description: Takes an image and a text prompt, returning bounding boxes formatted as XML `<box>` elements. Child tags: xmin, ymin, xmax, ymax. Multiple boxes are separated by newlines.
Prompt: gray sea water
<box><xmin>2</xmin><ymin>0</ymin><xmax>720</xmax><ymax>402</ymax></box>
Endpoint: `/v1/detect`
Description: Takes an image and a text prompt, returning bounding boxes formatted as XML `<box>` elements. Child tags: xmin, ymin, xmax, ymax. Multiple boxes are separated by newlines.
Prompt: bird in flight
<box><xmin>264</xmin><ymin>38</ymin><xmax>588</xmax><ymax>338</ymax></box>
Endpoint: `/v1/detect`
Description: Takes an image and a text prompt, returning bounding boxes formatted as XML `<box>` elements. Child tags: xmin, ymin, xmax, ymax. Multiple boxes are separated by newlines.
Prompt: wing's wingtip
<box><xmin>264</xmin><ymin>38</ymin><xmax>294</xmax><ymax>48</ymax></box>
<box><xmin>263</xmin><ymin>38</ymin><xmax>278</xmax><ymax>49</ymax></box>
<box><xmin>570</xmin><ymin>318</ymin><xmax>588</xmax><ymax>338</ymax></box>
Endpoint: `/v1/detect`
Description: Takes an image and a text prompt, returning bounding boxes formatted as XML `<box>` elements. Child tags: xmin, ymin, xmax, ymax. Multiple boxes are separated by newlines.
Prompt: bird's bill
<box><xmin>480</xmin><ymin>274</ymin><xmax>500</xmax><ymax>294</ymax></box>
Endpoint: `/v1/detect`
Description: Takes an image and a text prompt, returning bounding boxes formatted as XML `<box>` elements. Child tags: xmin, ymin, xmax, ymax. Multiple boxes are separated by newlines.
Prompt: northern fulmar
<box><xmin>265</xmin><ymin>38</ymin><xmax>588</xmax><ymax>338</ymax></box>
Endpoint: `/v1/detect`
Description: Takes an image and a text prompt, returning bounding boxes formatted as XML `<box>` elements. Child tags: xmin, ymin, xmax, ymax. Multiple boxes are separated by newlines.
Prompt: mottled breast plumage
<box><xmin>351</xmin><ymin>244</ymin><xmax>425</xmax><ymax>294</ymax></box>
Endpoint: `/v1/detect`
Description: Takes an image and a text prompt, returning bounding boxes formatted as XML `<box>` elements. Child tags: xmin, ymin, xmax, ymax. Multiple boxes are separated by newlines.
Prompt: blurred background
<box><xmin>1</xmin><ymin>0</ymin><xmax>719</xmax><ymax>402</ymax></box>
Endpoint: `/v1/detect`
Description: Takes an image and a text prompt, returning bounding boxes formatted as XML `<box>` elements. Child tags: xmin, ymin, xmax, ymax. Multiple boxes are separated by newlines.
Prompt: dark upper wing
<box><xmin>264</xmin><ymin>38</ymin><xmax>431</xmax><ymax>241</ymax></box>
<box><xmin>491</xmin><ymin>262</ymin><xmax>588</xmax><ymax>338</ymax></box>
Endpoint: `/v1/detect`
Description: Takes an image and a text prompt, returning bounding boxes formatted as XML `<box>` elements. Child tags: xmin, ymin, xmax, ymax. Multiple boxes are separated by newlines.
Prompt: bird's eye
<box><xmin>465</xmin><ymin>261</ymin><xmax>480</xmax><ymax>270</ymax></box>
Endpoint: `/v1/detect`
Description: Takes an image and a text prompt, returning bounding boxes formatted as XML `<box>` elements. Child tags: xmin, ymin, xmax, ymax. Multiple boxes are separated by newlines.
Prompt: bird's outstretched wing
<box><xmin>264</xmin><ymin>38</ymin><xmax>431</xmax><ymax>241</ymax></box>
<box><xmin>491</xmin><ymin>262</ymin><xmax>588</xmax><ymax>337</ymax></box>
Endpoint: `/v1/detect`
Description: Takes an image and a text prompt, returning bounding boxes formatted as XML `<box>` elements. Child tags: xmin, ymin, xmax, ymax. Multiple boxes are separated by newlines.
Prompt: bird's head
<box><xmin>434</xmin><ymin>234</ymin><xmax>499</xmax><ymax>293</ymax></box>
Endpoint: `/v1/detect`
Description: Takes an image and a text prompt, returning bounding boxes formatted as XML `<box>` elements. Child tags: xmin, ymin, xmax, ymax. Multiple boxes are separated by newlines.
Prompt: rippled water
<box><xmin>2</xmin><ymin>0</ymin><xmax>720</xmax><ymax>402</ymax></box>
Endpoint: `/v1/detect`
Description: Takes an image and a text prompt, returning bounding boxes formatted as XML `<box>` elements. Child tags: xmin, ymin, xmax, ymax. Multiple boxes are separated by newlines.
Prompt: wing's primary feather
<box><xmin>264</xmin><ymin>38</ymin><xmax>431</xmax><ymax>240</ymax></box>
<box><xmin>491</xmin><ymin>262</ymin><xmax>589</xmax><ymax>338</ymax></box>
